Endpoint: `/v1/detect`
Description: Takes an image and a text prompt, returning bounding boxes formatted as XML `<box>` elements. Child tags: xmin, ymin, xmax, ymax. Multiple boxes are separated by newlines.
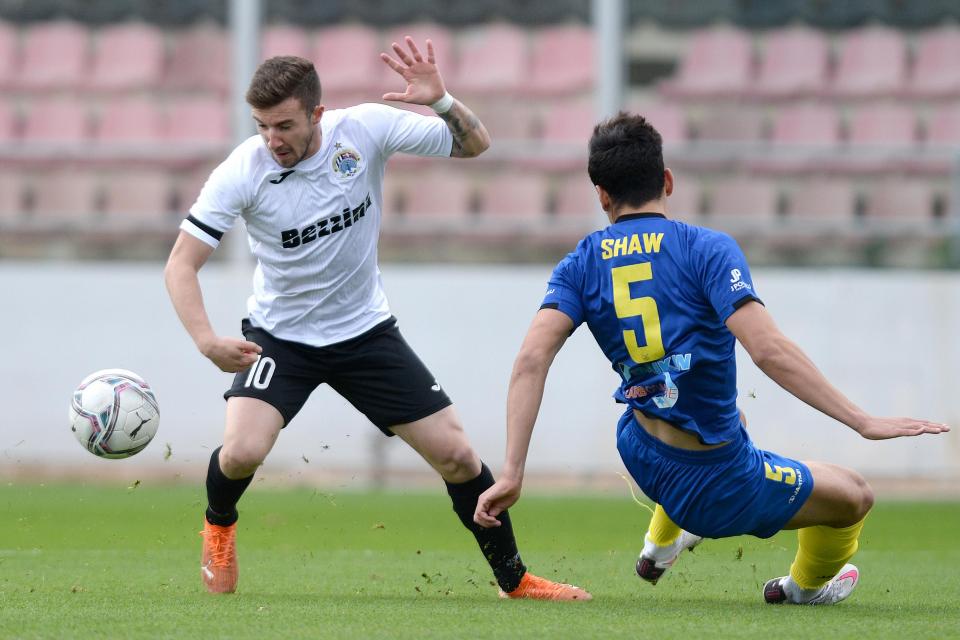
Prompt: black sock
<box><xmin>445</xmin><ymin>462</ymin><xmax>527</xmax><ymax>592</ymax></box>
<box><xmin>205</xmin><ymin>446</ymin><xmax>255</xmax><ymax>526</ymax></box>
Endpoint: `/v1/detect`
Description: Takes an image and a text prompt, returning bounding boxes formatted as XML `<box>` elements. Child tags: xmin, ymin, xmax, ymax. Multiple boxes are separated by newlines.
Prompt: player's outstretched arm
<box><xmin>727</xmin><ymin>301</ymin><xmax>950</xmax><ymax>440</ymax></box>
<box><xmin>380</xmin><ymin>36</ymin><xmax>490</xmax><ymax>158</ymax></box>
<box><xmin>164</xmin><ymin>231</ymin><xmax>262</xmax><ymax>373</ymax></box>
<box><xmin>474</xmin><ymin>309</ymin><xmax>574</xmax><ymax>528</ymax></box>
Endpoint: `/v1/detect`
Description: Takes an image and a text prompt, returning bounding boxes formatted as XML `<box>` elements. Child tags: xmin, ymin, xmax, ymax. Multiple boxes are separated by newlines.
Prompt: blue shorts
<box><xmin>616</xmin><ymin>410</ymin><xmax>813</xmax><ymax>539</ymax></box>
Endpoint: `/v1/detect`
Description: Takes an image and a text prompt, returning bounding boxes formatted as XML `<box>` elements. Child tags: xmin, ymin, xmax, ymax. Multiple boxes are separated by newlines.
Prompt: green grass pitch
<box><xmin>1</xmin><ymin>483</ymin><xmax>957</xmax><ymax>639</ymax></box>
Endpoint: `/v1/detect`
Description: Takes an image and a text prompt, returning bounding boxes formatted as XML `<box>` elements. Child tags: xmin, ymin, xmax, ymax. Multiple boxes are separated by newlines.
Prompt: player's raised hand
<box><xmin>856</xmin><ymin>416</ymin><xmax>950</xmax><ymax>440</ymax></box>
<box><xmin>380</xmin><ymin>37</ymin><xmax>446</xmax><ymax>105</ymax></box>
<box><xmin>201</xmin><ymin>336</ymin><xmax>263</xmax><ymax>373</ymax></box>
<box><xmin>474</xmin><ymin>477</ymin><xmax>522</xmax><ymax>529</ymax></box>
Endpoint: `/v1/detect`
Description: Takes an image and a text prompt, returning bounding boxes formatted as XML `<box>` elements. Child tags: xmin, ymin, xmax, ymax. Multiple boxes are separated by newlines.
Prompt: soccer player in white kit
<box><xmin>164</xmin><ymin>38</ymin><xmax>590</xmax><ymax>601</ymax></box>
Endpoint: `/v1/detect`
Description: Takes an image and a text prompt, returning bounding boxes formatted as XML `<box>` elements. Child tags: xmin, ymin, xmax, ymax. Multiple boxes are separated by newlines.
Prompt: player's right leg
<box><xmin>202</xmin><ymin>397</ymin><xmax>283</xmax><ymax>594</ymax></box>
<box><xmin>763</xmin><ymin>461</ymin><xmax>873</xmax><ymax>605</ymax></box>
<box><xmin>636</xmin><ymin>504</ymin><xmax>702</xmax><ymax>585</ymax></box>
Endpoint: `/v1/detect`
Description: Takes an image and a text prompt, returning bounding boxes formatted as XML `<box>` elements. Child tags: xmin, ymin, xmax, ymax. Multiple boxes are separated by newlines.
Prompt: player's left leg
<box><xmin>636</xmin><ymin>504</ymin><xmax>702</xmax><ymax>584</ymax></box>
<box><xmin>392</xmin><ymin>407</ymin><xmax>591</xmax><ymax>601</ymax></box>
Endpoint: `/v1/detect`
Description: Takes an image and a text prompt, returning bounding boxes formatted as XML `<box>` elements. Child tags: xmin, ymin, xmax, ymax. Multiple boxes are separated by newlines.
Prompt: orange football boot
<box><xmin>200</xmin><ymin>520</ymin><xmax>238</xmax><ymax>593</ymax></box>
<box><xmin>499</xmin><ymin>572</ymin><xmax>592</xmax><ymax>601</ymax></box>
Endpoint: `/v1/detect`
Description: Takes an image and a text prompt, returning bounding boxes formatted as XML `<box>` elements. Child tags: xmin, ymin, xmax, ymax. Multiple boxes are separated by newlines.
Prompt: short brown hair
<box><xmin>245</xmin><ymin>56</ymin><xmax>321</xmax><ymax>112</ymax></box>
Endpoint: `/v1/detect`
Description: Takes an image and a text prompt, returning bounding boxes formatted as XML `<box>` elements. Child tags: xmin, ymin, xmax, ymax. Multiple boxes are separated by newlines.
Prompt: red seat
<box><xmin>665</xmin><ymin>173</ymin><xmax>702</xmax><ymax>222</ymax></box>
<box><xmin>0</xmin><ymin>99</ymin><xmax>17</xmax><ymax>142</ymax></box>
<box><xmin>631</xmin><ymin>102</ymin><xmax>688</xmax><ymax>145</ymax></box>
<box><xmin>927</xmin><ymin>105</ymin><xmax>960</xmax><ymax>145</ymax></box>
<box><xmin>97</xmin><ymin>97</ymin><xmax>164</xmax><ymax>144</ymax></box>
<box><xmin>527</xmin><ymin>25</ymin><xmax>594</xmax><ymax>96</ymax></box>
<box><xmin>479</xmin><ymin>172</ymin><xmax>549</xmax><ymax>218</ymax></box>
<box><xmin>30</xmin><ymin>169</ymin><xmax>101</xmax><ymax>221</ymax></box>
<box><xmin>166</xmin><ymin>24</ymin><xmax>229</xmax><ymax>94</ymax></box>
<box><xmin>661</xmin><ymin>26</ymin><xmax>753</xmax><ymax>98</ymax></box>
<box><xmin>553</xmin><ymin>177</ymin><xmax>599</xmax><ymax>218</ymax></box>
<box><xmin>455</xmin><ymin>23</ymin><xmax>528</xmax><ymax>96</ymax></box>
<box><xmin>89</xmin><ymin>22</ymin><xmax>165</xmax><ymax>91</ymax></box>
<box><xmin>864</xmin><ymin>181</ymin><xmax>936</xmax><ymax>219</ymax></box>
<box><xmin>403</xmin><ymin>169</ymin><xmax>474</xmax><ymax>218</ymax></box>
<box><xmin>848</xmin><ymin>104</ymin><xmax>917</xmax><ymax>146</ymax></box>
<box><xmin>770</xmin><ymin>104</ymin><xmax>840</xmax><ymax>145</ymax></box>
<box><xmin>0</xmin><ymin>173</ymin><xmax>25</xmax><ymax>220</ymax></box>
<box><xmin>708</xmin><ymin>178</ymin><xmax>779</xmax><ymax>220</ymax></box>
<box><xmin>18</xmin><ymin>21</ymin><xmax>90</xmax><ymax>91</ymax></box>
<box><xmin>788</xmin><ymin>179</ymin><xmax>857</xmax><ymax>220</ymax></box>
<box><xmin>908</xmin><ymin>27</ymin><xmax>960</xmax><ymax>98</ymax></box>
<box><xmin>831</xmin><ymin>26</ymin><xmax>907</xmax><ymax>97</ymax></box>
<box><xmin>753</xmin><ymin>26</ymin><xmax>829</xmax><ymax>99</ymax></box>
<box><xmin>261</xmin><ymin>24</ymin><xmax>312</xmax><ymax>60</ymax></box>
<box><xmin>164</xmin><ymin>96</ymin><xmax>230</xmax><ymax>145</ymax></box>
<box><xmin>313</xmin><ymin>24</ymin><xmax>382</xmax><ymax>101</ymax></box>
<box><xmin>103</xmin><ymin>170</ymin><xmax>173</xmax><ymax>222</ymax></box>
<box><xmin>0</xmin><ymin>21</ymin><xmax>18</xmax><ymax>89</ymax></box>
<box><xmin>23</xmin><ymin>99</ymin><xmax>91</xmax><ymax>143</ymax></box>
<box><xmin>541</xmin><ymin>101</ymin><xmax>595</xmax><ymax>143</ymax></box>
<box><xmin>696</xmin><ymin>108</ymin><xmax>765</xmax><ymax>143</ymax></box>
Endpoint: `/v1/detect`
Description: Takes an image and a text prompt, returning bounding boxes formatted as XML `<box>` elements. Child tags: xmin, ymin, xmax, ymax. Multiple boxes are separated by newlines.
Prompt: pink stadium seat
<box><xmin>0</xmin><ymin>173</ymin><xmax>25</xmax><ymax>220</ymax></box>
<box><xmin>380</xmin><ymin>172</ymin><xmax>407</xmax><ymax>217</ymax></box>
<box><xmin>382</xmin><ymin>23</ymin><xmax>455</xmax><ymax>86</ymax></box>
<box><xmin>477</xmin><ymin>100</ymin><xmax>536</xmax><ymax>142</ymax></box>
<box><xmin>30</xmin><ymin>169</ymin><xmax>101</xmax><ymax>220</ymax></box>
<box><xmin>927</xmin><ymin>105</ymin><xmax>960</xmax><ymax>145</ymax></box>
<box><xmin>164</xmin><ymin>96</ymin><xmax>230</xmax><ymax>144</ymax></box>
<box><xmin>708</xmin><ymin>178</ymin><xmax>779</xmax><ymax>220</ymax></box>
<box><xmin>97</xmin><ymin>97</ymin><xmax>164</xmax><ymax>143</ymax></box>
<box><xmin>541</xmin><ymin>102</ymin><xmax>595</xmax><ymax>143</ymax></box>
<box><xmin>173</xmin><ymin>163</ymin><xmax>217</xmax><ymax>213</ymax></box>
<box><xmin>770</xmin><ymin>104</ymin><xmax>840</xmax><ymax>146</ymax></box>
<box><xmin>665</xmin><ymin>174</ymin><xmax>702</xmax><ymax>222</ymax></box>
<box><xmin>909</xmin><ymin>27</ymin><xmax>960</xmax><ymax>97</ymax></box>
<box><xmin>166</xmin><ymin>24</ymin><xmax>228</xmax><ymax>94</ymax></box>
<box><xmin>313</xmin><ymin>25</ymin><xmax>382</xmax><ymax>100</ymax></box>
<box><xmin>528</xmin><ymin>25</ymin><xmax>594</xmax><ymax>96</ymax></box>
<box><xmin>831</xmin><ymin>26</ymin><xmax>907</xmax><ymax>97</ymax></box>
<box><xmin>864</xmin><ymin>181</ymin><xmax>936</xmax><ymax>219</ymax></box>
<box><xmin>553</xmin><ymin>177</ymin><xmax>598</xmax><ymax>217</ymax></box>
<box><xmin>696</xmin><ymin>108</ymin><xmax>765</xmax><ymax>143</ymax></box>
<box><xmin>18</xmin><ymin>21</ymin><xmax>90</xmax><ymax>91</ymax></box>
<box><xmin>454</xmin><ymin>23</ymin><xmax>528</xmax><ymax>95</ymax></box>
<box><xmin>89</xmin><ymin>22</ymin><xmax>165</xmax><ymax>91</ymax></box>
<box><xmin>788</xmin><ymin>179</ymin><xmax>857</xmax><ymax>219</ymax></box>
<box><xmin>403</xmin><ymin>169</ymin><xmax>473</xmax><ymax>217</ymax></box>
<box><xmin>23</xmin><ymin>99</ymin><xmax>91</xmax><ymax>143</ymax></box>
<box><xmin>103</xmin><ymin>170</ymin><xmax>173</xmax><ymax>221</ymax></box>
<box><xmin>261</xmin><ymin>24</ymin><xmax>312</xmax><ymax>60</ymax></box>
<box><xmin>632</xmin><ymin>102</ymin><xmax>688</xmax><ymax>145</ymax></box>
<box><xmin>0</xmin><ymin>99</ymin><xmax>17</xmax><ymax>142</ymax></box>
<box><xmin>661</xmin><ymin>26</ymin><xmax>753</xmax><ymax>98</ymax></box>
<box><xmin>753</xmin><ymin>26</ymin><xmax>829</xmax><ymax>99</ymax></box>
<box><xmin>0</xmin><ymin>21</ymin><xmax>18</xmax><ymax>89</ymax></box>
<box><xmin>848</xmin><ymin>104</ymin><xmax>917</xmax><ymax>146</ymax></box>
<box><xmin>479</xmin><ymin>172</ymin><xmax>549</xmax><ymax>218</ymax></box>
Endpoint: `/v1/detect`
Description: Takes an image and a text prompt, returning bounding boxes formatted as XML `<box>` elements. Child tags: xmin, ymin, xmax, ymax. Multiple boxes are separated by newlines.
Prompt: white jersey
<box><xmin>181</xmin><ymin>103</ymin><xmax>453</xmax><ymax>346</ymax></box>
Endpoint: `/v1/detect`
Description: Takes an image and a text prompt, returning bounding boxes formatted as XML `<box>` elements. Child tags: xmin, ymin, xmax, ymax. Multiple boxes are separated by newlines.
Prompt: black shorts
<box><xmin>224</xmin><ymin>317</ymin><xmax>452</xmax><ymax>435</ymax></box>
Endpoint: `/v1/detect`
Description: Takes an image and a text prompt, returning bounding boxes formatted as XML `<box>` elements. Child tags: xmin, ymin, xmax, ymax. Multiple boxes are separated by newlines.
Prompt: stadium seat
<box><xmin>665</xmin><ymin>173</ymin><xmax>702</xmax><ymax>222</ymax></box>
<box><xmin>164</xmin><ymin>96</ymin><xmax>230</xmax><ymax>145</ymax></box>
<box><xmin>382</xmin><ymin>23</ymin><xmax>456</xmax><ymax>85</ymax></box>
<box><xmin>88</xmin><ymin>22</ymin><xmax>165</xmax><ymax>92</ymax></box>
<box><xmin>660</xmin><ymin>26</ymin><xmax>753</xmax><ymax>98</ymax></box>
<box><xmin>454</xmin><ymin>23</ymin><xmax>528</xmax><ymax>96</ymax></box>
<box><xmin>752</xmin><ymin>104</ymin><xmax>841</xmax><ymax>174</ymax></box>
<box><xmin>831</xmin><ymin>26</ymin><xmax>907</xmax><ymax>97</ymax></box>
<box><xmin>628</xmin><ymin>101</ymin><xmax>689</xmax><ymax>145</ymax></box>
<box><xmin>540</xmin><ymin>101</ymin><xmax>595</xmax><ymax>144</ymax></box>
<box><xmin>23</xmin><ymin>98</ymin><xmax>91</xmax><ymax>143</ymax></box>
<box><xmin>479</xmin><ymin>172</ymin><xmax>549</xmax><ymax>218</ymax></box>
<box><xmin>18</xmin><ymin>20</ymin><xmax>90</xmax><ymax>91</ymax></box>
<box><xmin>527</xmin><ymin>24</ymin><xmax>594</xmax><ymax>96</ymax></box>
<box><xmin>476</xmin><ymin>100</ymin><xmax>537</xmax><ymax>142</ymax></box>
<box><xmin>402</xmin><ymin>169</ymin><xmax>474</xmax><ymax>218</ymax></box>
<box><xmin>753</xmin><ymin>26</ymin><xmax>829</xmax><ymax>99</ymax></box>
<box><xmin>927</xmin><ymin>105</ymin><xmax>960</xmax><ymax>146</ymax></box>
<box><xmin>908</xmin><ymin>26</ymin><xmax>960</xmax><ymax>98</ymax></box>
<box><xmin>787</xmin><ymin>178</ymin><xmax>857</xmax><ymax>220</ymax></box>
<box><xmin>553</xmin><ymin>176</ymin><xmax>599</xmax><ymax>217</ymax></box>
<box><xmin>0</xmin><ymin>172</ymin><xmax>26</xmax><ymax>220</ymax></box>
<box><xmin>261</xmin><ymin>24</ymin><xmax>312</xmax><ymax>60</ymax></box>
<box><xmin>0</xmin><ymin>98</ymin><xmax>17</xmax><ymax>142</ymax></box>
<box><xmin>695</xmin><ymin>108</ymin><xmax>765</xmax><ymax>143</ymax></box>
<box><xmin>707</xmin><ymin>178</ymin><xmax>779</xmax><ymax>220</ymax></box>
<box><xmin>864</xmin><ymin>180</ymin><xmax>936</xmax><ymax>220</ymax></box>
<box><xmin>96</xmin><ymin>97</ymin><xmax>165</xmax><ymax>144</ymax></box>
<box><xmin>103</xmin><ymin>170</ymin><xmax>174</xmax><ymax>222</ymax></box>
<box><xmin>166</xmin><ymin>23</ymin><xmax>229</xmax><ymax>94</ymax></box>
<box><xmin>0</xmin><ymin>21</ymin><xmax>18</xmax><ymax>89</ymax></box>
<box><xmin>848</xmin><ymin>104</ymin><xmax>918</xmax><ymax>146</ymax></box>
<box><xmin>30</xmin><ymin>169</ymin><xmax>101</xmax><ymax>221</ymax></box>
<box><xmin>313</xmin><ymin>24</ymin><xmax>382</xmax><ymax>100</ymax></box>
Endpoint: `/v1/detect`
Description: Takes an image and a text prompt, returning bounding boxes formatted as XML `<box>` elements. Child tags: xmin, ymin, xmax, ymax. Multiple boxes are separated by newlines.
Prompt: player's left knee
<box><xmin>433</xmin><ymin>440</ymin><xmax>481</xmax><ymax>482</ymax></box>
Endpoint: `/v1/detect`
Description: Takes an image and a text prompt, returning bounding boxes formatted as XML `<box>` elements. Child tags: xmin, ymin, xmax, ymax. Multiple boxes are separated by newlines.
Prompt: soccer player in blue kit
<box><xmin>473</xmin><ymin>112</ymin><xmax>950</xmax><ymax>605</ymax></box>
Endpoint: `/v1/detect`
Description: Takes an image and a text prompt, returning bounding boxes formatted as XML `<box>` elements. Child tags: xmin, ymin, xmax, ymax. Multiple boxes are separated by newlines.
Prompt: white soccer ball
<box><xmin>69</xmin><ymin>369</ymin><xmax>160</xmax><ymax>459</ymax></box>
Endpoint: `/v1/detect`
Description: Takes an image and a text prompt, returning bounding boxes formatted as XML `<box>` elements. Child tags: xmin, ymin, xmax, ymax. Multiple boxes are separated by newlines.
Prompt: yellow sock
<box><xmin>789</xmin><ymin>517</ymin><xmax>866</xmax><ymax>589</ymax></box>
<box><xmin>647</xmin><ymin>504</ymin><xmax>682</xmax><ymax>547</ymax></box>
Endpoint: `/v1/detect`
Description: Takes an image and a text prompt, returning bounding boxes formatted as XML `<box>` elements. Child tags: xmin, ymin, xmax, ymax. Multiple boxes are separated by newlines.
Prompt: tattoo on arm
<box><xmin>438</xmin><ymin>101</ymin><xmax>488</xmax><ymax>158</ymax></box>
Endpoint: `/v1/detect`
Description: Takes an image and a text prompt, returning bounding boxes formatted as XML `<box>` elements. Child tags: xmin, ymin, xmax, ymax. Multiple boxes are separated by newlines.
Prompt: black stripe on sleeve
<box><xmin>733</xmin><ymin>294</ymin><xmax>763</xmax><ymax>310</ymax></box>
<box><xmin>540</xmin><ymin>302</ymin><xmax>560</xmax><ymax>311</ymax></box>
<box><xmin>186</xmin><ymin>215</ymin><xmax>225</xmax><ymax>241</ymax></box>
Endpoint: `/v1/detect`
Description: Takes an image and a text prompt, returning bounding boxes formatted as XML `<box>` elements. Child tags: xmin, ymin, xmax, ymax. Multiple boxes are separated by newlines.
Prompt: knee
<box><xmin>434</xmin><ymin>442</ymin><xmax>481</xmax><ymax>482</ymax></box>
<box><xmin>219</xmin><ymin>443</ymin><xmax>265</xmax><ymax>478</ymax></box>
<box><xmin>842</xmin><ymin>470</ymin><xmax>874</xmax><ymax>525</ymax></box>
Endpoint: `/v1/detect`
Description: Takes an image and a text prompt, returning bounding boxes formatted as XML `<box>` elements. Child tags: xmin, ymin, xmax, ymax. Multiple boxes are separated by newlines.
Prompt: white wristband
<box><xmin>430</xmin><ymin>91</ymin><xmax>455</xmax><ymax>114</ymax></box>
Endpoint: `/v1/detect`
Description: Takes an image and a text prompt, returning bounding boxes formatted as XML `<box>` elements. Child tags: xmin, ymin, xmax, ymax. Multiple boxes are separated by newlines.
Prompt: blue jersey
<box><xmin>542</xmin><ymin>213</ymin><xmax>761</xmax><ymax>445</ymax></box>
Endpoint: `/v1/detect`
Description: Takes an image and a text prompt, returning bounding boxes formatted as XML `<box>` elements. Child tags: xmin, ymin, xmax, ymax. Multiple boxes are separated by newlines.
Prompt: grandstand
<box><xmin>0</xmin><ymin>0</ymin><xmax>957</xmax><ymax>265</ymax></box>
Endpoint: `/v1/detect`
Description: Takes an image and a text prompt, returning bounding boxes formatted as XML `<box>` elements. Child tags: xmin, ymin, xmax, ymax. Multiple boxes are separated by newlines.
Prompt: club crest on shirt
<box><xmin>332</xmin><ymin>144</ymin><xmax>362</xmax><ymax>179</ymax></box>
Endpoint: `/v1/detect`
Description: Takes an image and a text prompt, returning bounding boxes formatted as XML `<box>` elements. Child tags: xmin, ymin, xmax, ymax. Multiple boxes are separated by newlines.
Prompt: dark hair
<box><xmin>245</xmin><ymin>56</ymin><xmax>321</xmax><ymax>112</ymax></box>
<box><xmin>587</xmin><ymin>111</ymin><xmax>665</xmax><ymax>209</ymax></box>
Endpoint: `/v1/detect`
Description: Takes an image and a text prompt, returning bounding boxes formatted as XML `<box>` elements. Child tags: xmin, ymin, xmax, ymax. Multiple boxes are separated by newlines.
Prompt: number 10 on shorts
<box><xmin>244</xmin><ymin>356</ymin><xmax>276</xmax><ymax>390</ymax></box>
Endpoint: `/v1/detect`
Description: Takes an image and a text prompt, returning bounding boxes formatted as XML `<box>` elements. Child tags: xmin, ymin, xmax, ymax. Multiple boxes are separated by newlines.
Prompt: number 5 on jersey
<box><xmin>612</xmin><ymin>263</ymin><xmax>665</xmax><ymax>364</ymax></box>
<box><xmin>244</xmin><ymin>356</ymin><xmax>276</xmax><ymax>390</ymax></box>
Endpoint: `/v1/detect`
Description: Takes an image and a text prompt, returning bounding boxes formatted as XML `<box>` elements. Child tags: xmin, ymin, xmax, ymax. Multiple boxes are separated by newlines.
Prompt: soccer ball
<box><xmin>69</xmin><ymin>369</ymin><xmax>160</xmax><ymax>459</ymax></box>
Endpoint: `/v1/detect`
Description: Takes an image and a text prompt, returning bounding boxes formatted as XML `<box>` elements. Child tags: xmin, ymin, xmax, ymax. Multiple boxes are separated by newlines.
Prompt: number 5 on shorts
<box><xmin>244</xmin><ymin>356</ymin><xmax>276</xmax><ymax>390</ymax></box>
<box><xmin>611</xmin><ymin>263</ymin><xmax>665</xmax><ymax>364</ymax></box>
